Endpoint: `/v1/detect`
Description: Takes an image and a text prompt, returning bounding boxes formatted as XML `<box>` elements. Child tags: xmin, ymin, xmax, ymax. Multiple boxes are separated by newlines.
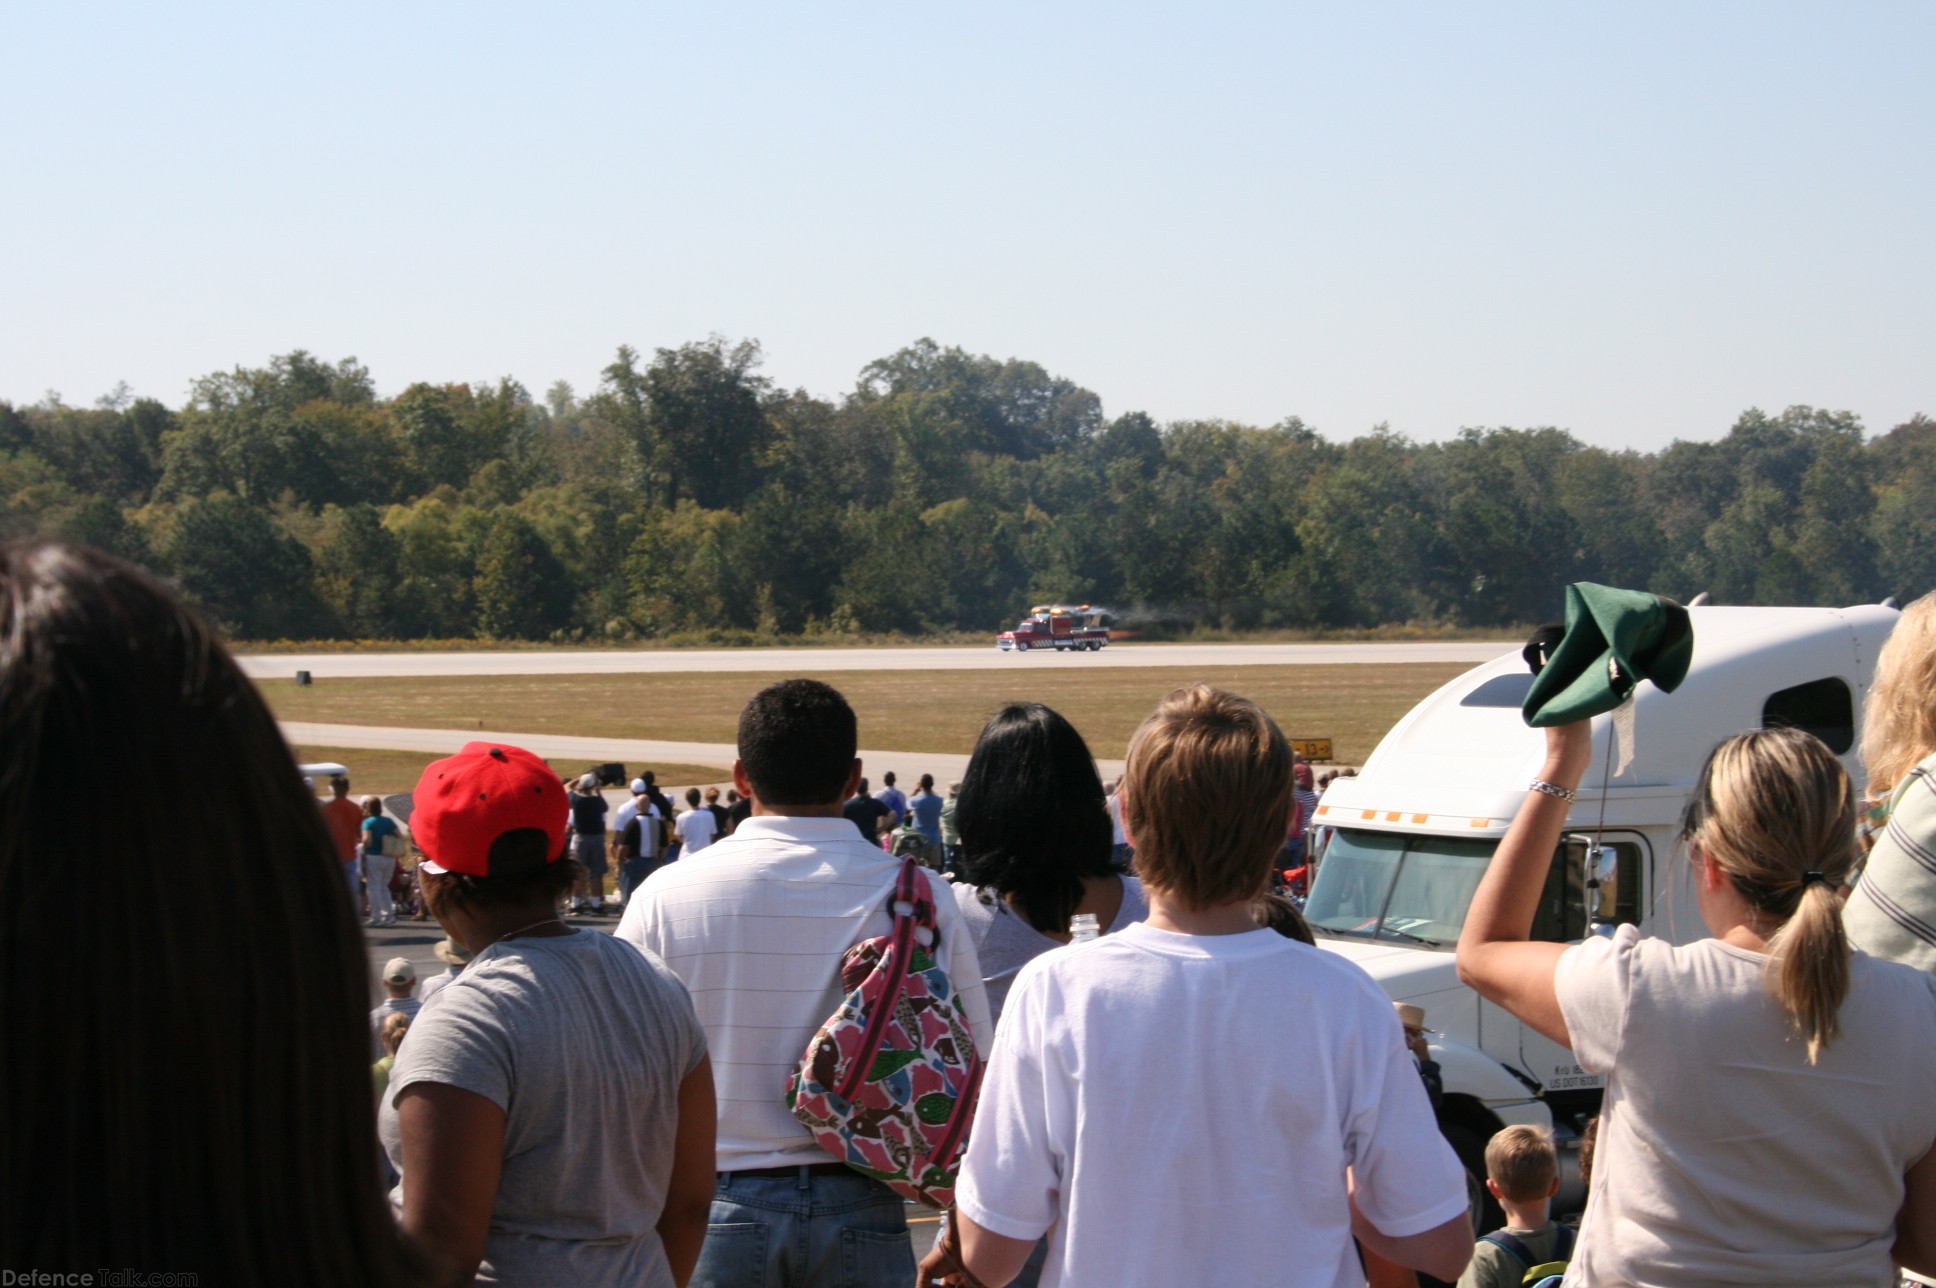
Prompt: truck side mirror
<box><xmin>1584</xmin><ymin>845</ymin><xmax>1618</xmax><ymax>937</ymax></box>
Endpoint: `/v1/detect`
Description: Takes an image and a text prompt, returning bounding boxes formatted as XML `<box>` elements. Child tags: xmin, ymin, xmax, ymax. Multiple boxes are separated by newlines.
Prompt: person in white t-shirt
<box><xmin>1457</xmin><ymin>721</ymin><xmax>1936</xmax><ymax>1285</ymax></box>
<box><xmin>929</xmin><ymin>684</ymin><xmax>1471</xmax><ymax>1288</ymax></box>
<box><xmin>673</xmin><ymin>787</ymin><xmax>717</xmax><ymax>855</ymax></box>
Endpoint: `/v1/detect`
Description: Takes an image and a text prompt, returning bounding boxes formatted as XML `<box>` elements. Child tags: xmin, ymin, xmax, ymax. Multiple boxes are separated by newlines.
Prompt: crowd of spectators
<box><xmin>6</xmin><ymin>534</ymin><xmax>1935</xmax><ymax>1288</ymax></box>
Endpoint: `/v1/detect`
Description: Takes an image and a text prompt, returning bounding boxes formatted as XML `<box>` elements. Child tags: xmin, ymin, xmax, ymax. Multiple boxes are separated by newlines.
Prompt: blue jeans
<box><xmin>690</xmin><ymin>1167</ymin><xmax>915</xmax><ymax>1288</ymax></box>
<box><xmin>342</xmin><ymin>859</ymin><xmax>362</xmax><ymax>909</ymax></box>
<box><xmin>618</xmin><ymin>856</ymin><xmax>658</xmax><ymax>903</ymax></box>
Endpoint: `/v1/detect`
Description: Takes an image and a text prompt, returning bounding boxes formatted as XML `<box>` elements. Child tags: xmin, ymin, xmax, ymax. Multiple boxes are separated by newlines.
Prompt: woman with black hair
<box><xmin>0</xmin><ymin>539</ymin><xmax>427</xmax><ymax>1286</ymax></box>
<box><xmin>950</xmin><ymin>702</ymin><xmax>1150</xmax><ymax>1022</ymax></box>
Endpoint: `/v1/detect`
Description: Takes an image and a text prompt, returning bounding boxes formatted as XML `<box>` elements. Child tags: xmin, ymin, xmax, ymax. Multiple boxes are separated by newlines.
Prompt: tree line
<box><xmin>1</xmin><ymin>339</ymin><xmax>1928</xmax><ymax>642</ymax></box>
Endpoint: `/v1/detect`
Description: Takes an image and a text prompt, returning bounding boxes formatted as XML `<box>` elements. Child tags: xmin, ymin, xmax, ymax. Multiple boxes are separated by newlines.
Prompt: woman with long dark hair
<box><xmin>1457</xmin><ymin>721</ymin><xmax>1936</xmax><ymax>1283</ymax></box>
<box><xmin>951</xmin><ymin>702</ymin><xmax>1150</xmax><ymax>1019</ymax></box>
<box><xmin>0</xmin><ymin>539</ymin><xmax>426</xmax><ymax>1285</ymax></box>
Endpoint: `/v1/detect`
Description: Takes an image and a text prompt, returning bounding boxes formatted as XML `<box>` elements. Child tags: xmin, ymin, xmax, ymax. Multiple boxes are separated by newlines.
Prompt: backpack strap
<box><xmin>1553</xmin><ymin>1224</ymin><xmax>1575</xmax><ymax>1261</ymax></box>
<box><xmin>1480</xmin><ymin>1231</ymin><xmax>1535</xmax><ymax>1268</ymax></box>
<box><xmin>835</xmin><ymin>858</ymin><xmax>935</xmax><ymax>1100</ymax></box>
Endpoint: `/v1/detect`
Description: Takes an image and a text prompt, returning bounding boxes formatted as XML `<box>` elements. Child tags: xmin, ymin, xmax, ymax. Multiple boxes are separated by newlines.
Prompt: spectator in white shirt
<box><xmin>673</xmin><ymin>787</ymin><xmax>718</xmax><ymax>855</ymax></box>
<box><xmin>928</xmin><ymin>685</ymin><xmax>1470</xmax><ymax>1288</ymax></box>
<box><xmin>618</xmin><ymin>678</ymin><xmax>992</xmax><ymax>1288</ymax></box>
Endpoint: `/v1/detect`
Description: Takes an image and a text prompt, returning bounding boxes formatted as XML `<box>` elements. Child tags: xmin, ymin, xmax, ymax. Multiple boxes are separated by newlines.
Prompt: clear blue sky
<box><xmin>3</xmin><ymin>2</ymin><xmax>1929</xmax><ymax>450</ymax></box>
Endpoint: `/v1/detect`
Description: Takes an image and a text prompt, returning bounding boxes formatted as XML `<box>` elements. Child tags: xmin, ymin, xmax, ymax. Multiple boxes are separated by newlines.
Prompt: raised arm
<box><xmin>1455</xmin><ymin>721</ymin><xmax>1591</xmax><ymax>1048</ymax></box>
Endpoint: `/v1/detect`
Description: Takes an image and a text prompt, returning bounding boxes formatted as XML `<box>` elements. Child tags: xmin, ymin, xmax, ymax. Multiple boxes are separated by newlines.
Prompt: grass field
<box><xmin>267</xmin><ymin>663</ymin><xmax>1470</xmax><ymax>765</ymax></box>
<box><xmin>290</xmin><ymin>745</ymin><xmax>730</xmax><ymax>794</ymax></box>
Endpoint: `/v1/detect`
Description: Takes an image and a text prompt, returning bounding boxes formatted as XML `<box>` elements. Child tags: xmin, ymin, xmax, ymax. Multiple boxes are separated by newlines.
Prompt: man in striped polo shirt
<box><xmin>617</xmin><ymin>678</ymin><xmax>993</xmax><ymax>1288</ymax></box>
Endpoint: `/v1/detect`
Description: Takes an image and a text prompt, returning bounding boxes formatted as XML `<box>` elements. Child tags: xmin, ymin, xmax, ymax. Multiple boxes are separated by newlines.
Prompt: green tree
<box><xmin>473</xmin><ymin>511</ymin><xmax>573</xmax><ymax>640</ymax></box>
<box><xmin>315</xmin><ymin>504</ymin><xmax>404</xmax><ymax>637</ymax></box>
<box><xmin>624</xmin><ymin>502</ymin><xmax>748</xmax><ymax>635</ymax></box>
<box><xmin>167</xmin><ymin>495</ymin><xmax>327</xmax><ymax>638</ymax></box>
<box><xmin>1869</xmin><ymin>416</ymin><xmax>1936</xmax><ymax>599</ymax></box>
<box><xmin>641</xmin><ymin>337</ymin><xmax>771</xmax><ymax>510</ymax></box>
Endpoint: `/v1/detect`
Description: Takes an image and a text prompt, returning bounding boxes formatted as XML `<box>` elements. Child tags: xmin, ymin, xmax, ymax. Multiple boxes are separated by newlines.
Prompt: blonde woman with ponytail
<box><xmin>1458</xmin><ymin>721</ymin><xmax>1936</xmax><ymax>1285</ymax></box>
<box><xmin>1847</xmin><ymin>590</ymin><xmax>1936</xmax><ymax>972</ymax></box>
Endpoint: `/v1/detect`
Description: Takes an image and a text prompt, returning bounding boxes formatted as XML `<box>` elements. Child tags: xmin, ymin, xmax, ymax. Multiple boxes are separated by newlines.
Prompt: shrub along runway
<box><xmin>266</xmin><ymin>661</ymin><xmax>1475</xmax><ymax>768</ymax></box>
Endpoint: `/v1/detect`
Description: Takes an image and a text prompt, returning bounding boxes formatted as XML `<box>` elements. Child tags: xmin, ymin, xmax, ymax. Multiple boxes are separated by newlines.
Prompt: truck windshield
<box><xmin>1305</xmin><ymin>829</ymin><xmax>1497</xmax><ymax>947</ymax></box>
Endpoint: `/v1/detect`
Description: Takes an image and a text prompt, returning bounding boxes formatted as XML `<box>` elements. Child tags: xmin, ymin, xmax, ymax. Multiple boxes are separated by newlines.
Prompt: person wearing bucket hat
<box><xmin>417</xmin><ymin>936</ymin><xmax>472</xmax><ymax>1009</ymax></box>
<box><xmin>1520</xmin><ymin>583</ymin><xmax>1693</xmax><ymax>727</ymax></box>
<box><xmin>380</xmin><ymin>741</ymin><xmax>717</xmax><ymax>1288</ymax></box>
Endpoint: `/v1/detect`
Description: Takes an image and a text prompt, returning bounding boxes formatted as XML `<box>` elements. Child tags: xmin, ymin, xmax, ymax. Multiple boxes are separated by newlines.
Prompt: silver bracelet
<box><xmin>1529</xmin><ymin>779</ymin><xmax>1576</xmax><ymax>803</ymax></box>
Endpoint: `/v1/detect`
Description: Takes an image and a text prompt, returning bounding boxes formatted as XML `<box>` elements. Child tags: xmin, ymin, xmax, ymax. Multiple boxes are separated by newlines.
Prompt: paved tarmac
<box><xmin>244</xmin><ymin>639</ymin><xmax>1512</xmax><ymax>680</ymax></box>
<box><xmin>287</xmin><ymin>719</ymin><xmax>1123</xmax><ymax>785</ymax></box>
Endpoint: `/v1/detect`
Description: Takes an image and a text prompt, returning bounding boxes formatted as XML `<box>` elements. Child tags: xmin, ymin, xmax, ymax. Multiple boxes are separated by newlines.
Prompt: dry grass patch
<box><xmin>268</xmin><ymin>663</ymin><xmax>1470</xmax><ymax>766</ymax></box>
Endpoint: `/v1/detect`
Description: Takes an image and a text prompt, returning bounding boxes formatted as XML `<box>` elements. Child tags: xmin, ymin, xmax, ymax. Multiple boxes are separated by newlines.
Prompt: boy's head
<box><xmin>379</xmin><ymin>1010</ymin><xmax>412</xmax><ymax>1058</ymax></box>
<box><xmin>1484</xmin><ymin>1125</ymin><xmax>1559</xmax><ymax>1205</ymax></box>
<box><xmin>1121</xmin><ymin>685</ymin><xmax>1292</xmax><ymax>910</ymax></box>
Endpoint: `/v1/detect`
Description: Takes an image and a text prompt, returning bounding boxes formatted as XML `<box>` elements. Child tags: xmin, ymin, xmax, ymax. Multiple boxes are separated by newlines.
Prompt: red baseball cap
<box><xmin>411</xmin><ymin>742</ymin><xmax>568</xmax><ymax>877</ymax></box>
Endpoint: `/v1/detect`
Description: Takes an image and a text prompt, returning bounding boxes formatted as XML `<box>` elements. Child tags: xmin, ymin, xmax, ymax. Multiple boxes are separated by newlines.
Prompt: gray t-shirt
<box><xmin>379</xmin><ymin>929</ymin><xmax>707</xmax><ymax>1288</ymax></box>
<box><xmin>949</xmin><ymin>874</ymin><xmax>1149</xmax><ymax>1023</ymax></box>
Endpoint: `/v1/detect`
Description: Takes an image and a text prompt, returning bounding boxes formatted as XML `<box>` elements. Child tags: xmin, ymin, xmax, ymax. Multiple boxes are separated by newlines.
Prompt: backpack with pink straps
<box><xmin>785</xmin><ymin>856</ymin><xmax>984</xmax><ymax>1207</ymax></box>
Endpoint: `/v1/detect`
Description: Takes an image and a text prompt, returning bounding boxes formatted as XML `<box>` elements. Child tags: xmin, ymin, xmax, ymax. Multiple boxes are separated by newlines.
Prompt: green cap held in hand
<box><xmin>1522</xmin><ymin>583</ymin><xmax>1694</xmax><ymax>727</ymax></box>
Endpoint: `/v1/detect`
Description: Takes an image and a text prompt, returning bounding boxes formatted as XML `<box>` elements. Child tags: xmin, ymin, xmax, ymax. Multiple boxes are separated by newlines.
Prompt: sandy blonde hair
<box><xmin>1861</xmin><ymin>591</ymin><xmax>1936</xmax><ymax>797</ymax></box>
<box><xmin>378</xmin><ymin>1010</ymin><xmax>412</xmax><ymax>1057</ymax></box>
<box><xmin>1483</xmin><ymin>1125</ymin><xmax>1557</xmax><ymax>1203</ymax></box>
<box><xmin>1121</xmin><ymin>686</ymin><xmax>1292</xmax><ymax>910</ymax></box>
<box><xmin>1682</xmin><ymin>726</ymin><xmax>1856</xmax><ymax>1063</ymax></box>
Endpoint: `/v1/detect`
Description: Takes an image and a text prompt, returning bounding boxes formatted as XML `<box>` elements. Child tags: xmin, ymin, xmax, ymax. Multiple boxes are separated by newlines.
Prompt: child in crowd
<box><xmin>371</xmin><ymin>1011</ymin><xmax>412</xmax><ymax>1100</ymax></box>
<box><xmin>1457</xmin><ymin>1126</ymin><xmax>1573</xmax><ymax>1288</ymax></box>
<box><xmin>368</xmin><ymin>957</ymin><xmax>421</xmax><ymax>1058</ymax></box>
<box><xmin>928</xmin><ymin>685</ymin><xmax>1471</xmax><ymax>1287</ymax></box>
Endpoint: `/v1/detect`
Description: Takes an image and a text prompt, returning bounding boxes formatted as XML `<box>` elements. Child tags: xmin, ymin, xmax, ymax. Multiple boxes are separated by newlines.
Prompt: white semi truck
<box><xmin>1305</xmin><ymin>602</ymin><xmax>1900</xmax><ymax>1218</ymax></box>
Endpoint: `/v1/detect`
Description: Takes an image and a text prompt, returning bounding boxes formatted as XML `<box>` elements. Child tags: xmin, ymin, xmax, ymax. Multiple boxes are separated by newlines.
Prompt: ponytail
<box><xmin>1685</xmin><ymin>727</ymin><xmax>1856</xmax><ymax>1064</ymax></box>
<box><xmin>1764</xmin><ymin>878</ymin><xmax>1850</xmax><ymax>1063</ymax></box>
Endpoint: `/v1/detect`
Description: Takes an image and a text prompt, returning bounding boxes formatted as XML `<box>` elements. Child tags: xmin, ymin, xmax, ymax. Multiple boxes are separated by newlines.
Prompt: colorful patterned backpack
<box><xmin>785</xmin><ymin>856</ymin><xmax>984</xmax><ymax>1207</ymax></box>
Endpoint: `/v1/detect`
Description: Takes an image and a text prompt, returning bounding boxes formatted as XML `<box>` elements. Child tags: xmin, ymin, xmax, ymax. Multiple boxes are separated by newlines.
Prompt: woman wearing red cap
<box><xmin>381</xmin><ymin>741</ymin><xmax>717</xmax><ymax>1287</ymax></box>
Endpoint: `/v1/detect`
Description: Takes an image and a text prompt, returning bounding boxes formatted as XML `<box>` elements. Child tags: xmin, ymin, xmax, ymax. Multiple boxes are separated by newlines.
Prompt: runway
<box><xmin>280</xmin><ymin>720</ymin><xmax>1109</xmax><ymax>787</ymax></box>
<box><xmin>242</xmin><ymin>640</ymin><xmax>1513</xmax><ymax>680</ymax></box>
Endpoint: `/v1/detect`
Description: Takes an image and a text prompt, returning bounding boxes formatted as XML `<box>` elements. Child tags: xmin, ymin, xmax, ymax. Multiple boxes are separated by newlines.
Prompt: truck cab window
<box><xmin>1306</xmin><ymin>830</ymin><xmax>1492</xmax><ymax>946</ymax></box>
<box><xmin>1310</xmin><ymin>828</ymin><xmax>1644</xmax><ymax>946</ymax></box>
<box><xmin>1761</xmin><ymin>678</ymin><xmax>1854</xmax><ymax>754</ymax></box>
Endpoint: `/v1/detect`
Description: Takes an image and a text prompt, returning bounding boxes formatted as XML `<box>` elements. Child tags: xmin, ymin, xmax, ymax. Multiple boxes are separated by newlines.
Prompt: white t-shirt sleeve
<box><xmin>1554</xmin><ymin>922</ymin><xmax>1641</xmax><ymax>1074</ymax></box>
<box><xmin>953</xmin><ymin>968</ymin><xmax>1060</xmax><ymax>1241</ymax></box>
<box><xmin>1342</xmin><ymin>988</ymin><xmax>1472</xmax><ymax>1239</ymax></box>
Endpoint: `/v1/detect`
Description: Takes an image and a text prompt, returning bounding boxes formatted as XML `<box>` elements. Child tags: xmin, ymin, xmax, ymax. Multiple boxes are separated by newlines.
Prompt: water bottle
<box><xmin>1069</xmin><ymin>913</ymin><xmax>1100</xmax><ymax>944</ymax></box>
